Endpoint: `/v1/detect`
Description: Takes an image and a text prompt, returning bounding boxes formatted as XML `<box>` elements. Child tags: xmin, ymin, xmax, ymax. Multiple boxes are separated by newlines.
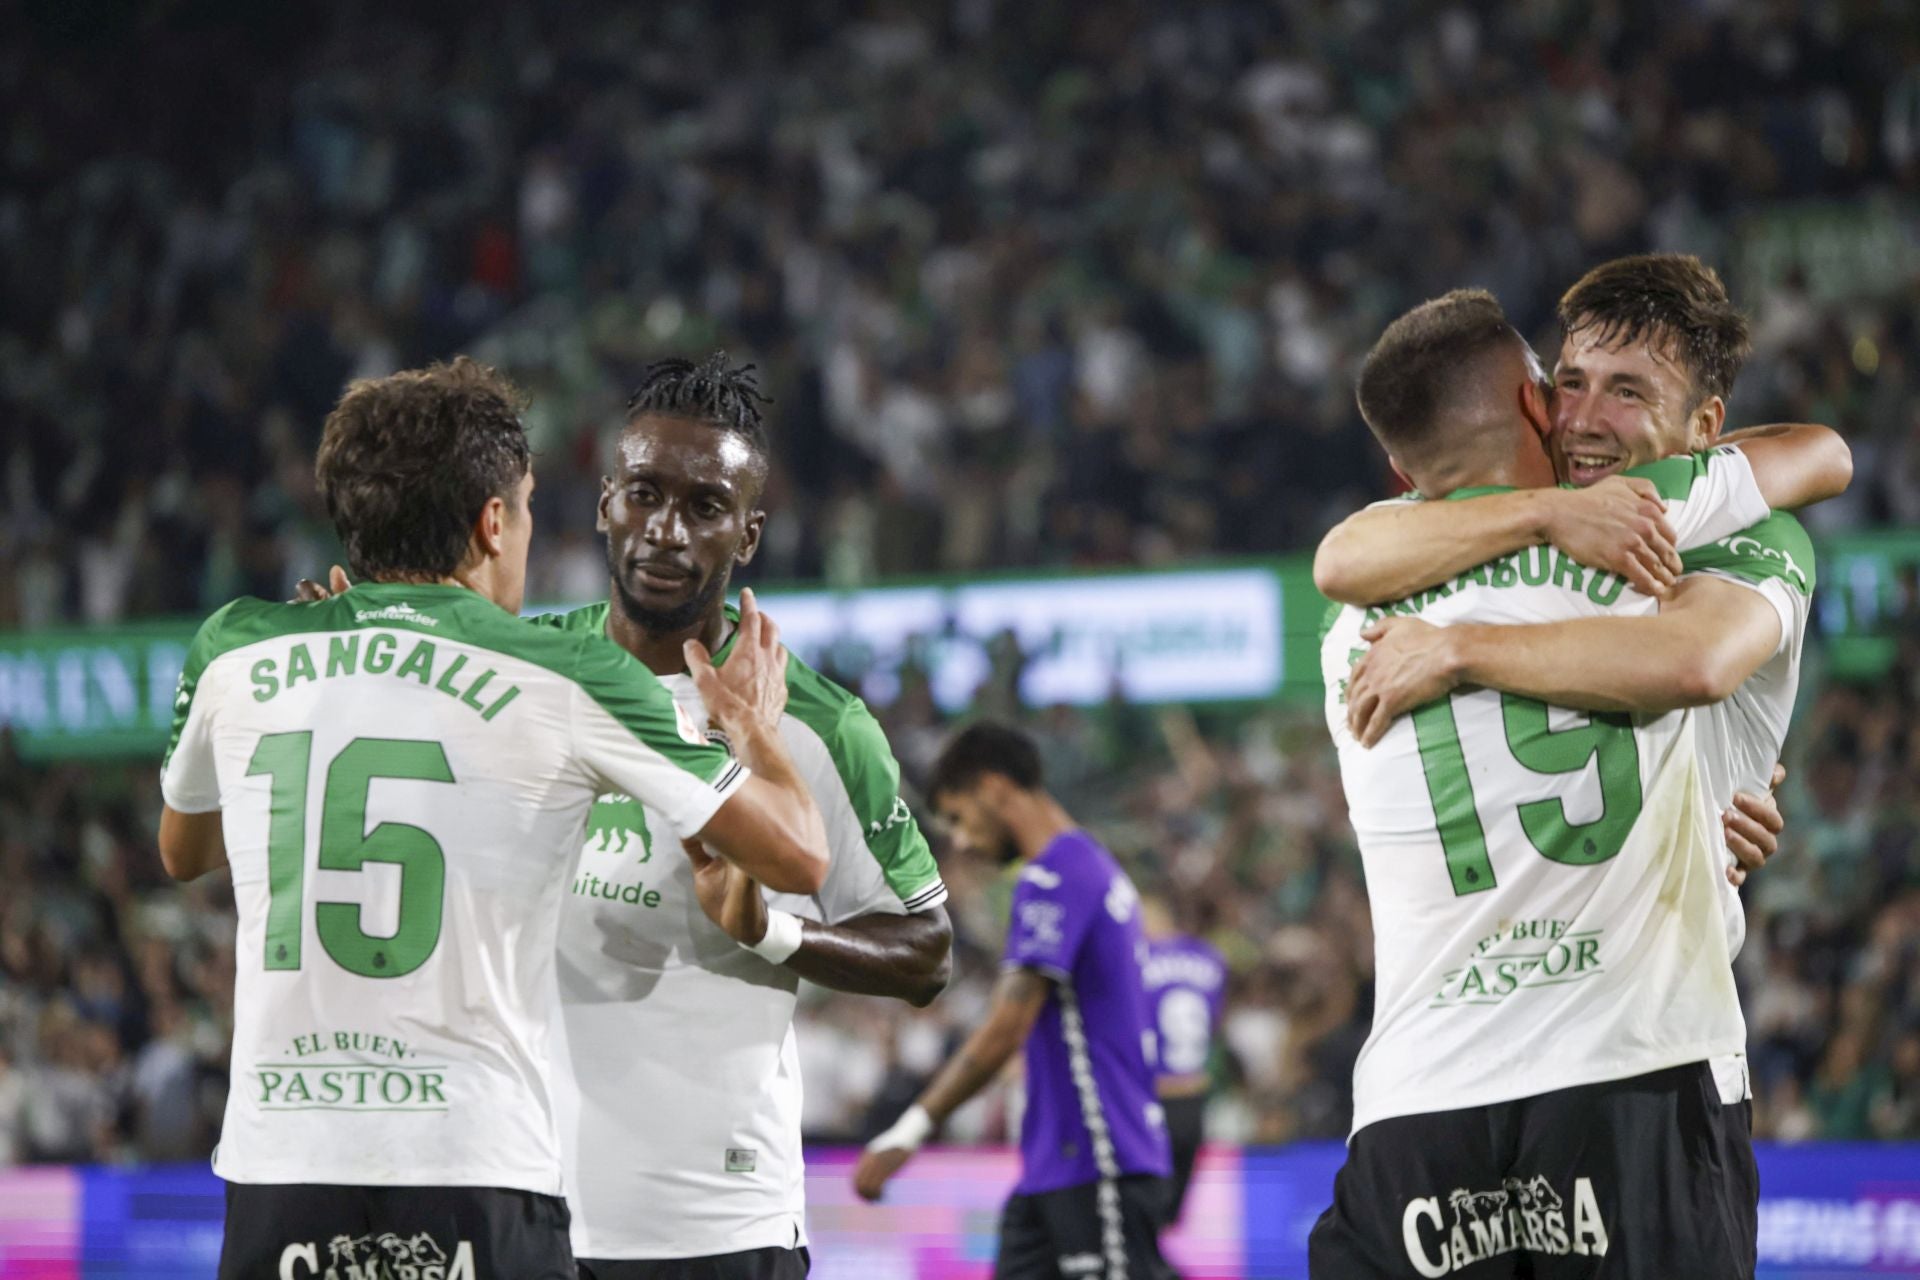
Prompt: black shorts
<box><xmin>578</xmin><ymin>1247</ymin><xmax>809</xmax><ymax>1280</ymax></box>
<box><xmin>219</xmin><ymin>1181</ymin><xmax>574</xmax><ymax>1280</ymax></box>
<box><xmin>995</xmin><ymin>1173</ymin><xmax>1174</xmax><ymax>1280</ymax></box>
<box><xmin>1308</xmin><ymin>1061</ymin><xmax>1758</xmax><ymax>1279</ymax></box>
<box><xmin>1160</xmin><ymin>1094</ymin><xmax>1208</xmax><ymax>1226</ymax></box>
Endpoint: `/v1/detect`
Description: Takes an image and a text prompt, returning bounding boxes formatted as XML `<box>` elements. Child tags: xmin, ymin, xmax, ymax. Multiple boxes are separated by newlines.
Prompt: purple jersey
<box><xmin>1001</xmin><ymin>830</ymin><xmax>1172</xmax><ymax>1195</ymax></box>
<box><xmin>1142</xmin><ymin>935</ymin><xmax>1226</xmax><ymax>1082</ymax></box>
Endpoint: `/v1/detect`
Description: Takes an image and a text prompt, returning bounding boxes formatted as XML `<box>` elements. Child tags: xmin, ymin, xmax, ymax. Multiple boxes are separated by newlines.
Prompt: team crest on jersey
<box><xmin>1018</xmin><ymin>899</ymin><xmax>1066</xmax><ymax>946</ymax></box>
<box><xmin>279</xmin><ymin>1230</ymin><xmax>474</xmax><ymax>1280</ymax></box>
<box><xmin>1402</xmin><ymin>1174</ymin><xmax>1608</xmax><ymax>1277</ymax></box>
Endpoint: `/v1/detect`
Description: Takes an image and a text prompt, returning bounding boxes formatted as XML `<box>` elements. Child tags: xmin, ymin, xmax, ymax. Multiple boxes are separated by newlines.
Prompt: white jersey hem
<box><xmin>214</xmin><ymin>1160</ymin><xmax>563</xmax><ymax>1196</ymax></box>
<box><xmin>572</xmin><ymin>1217</ymin><xmax>806</xmax><ymax>1262</ymax></box>
<box><xmin>1351</xmin><ymin>1034</ymin><xmax>1747</xmax><ymax>1138</ymax></box>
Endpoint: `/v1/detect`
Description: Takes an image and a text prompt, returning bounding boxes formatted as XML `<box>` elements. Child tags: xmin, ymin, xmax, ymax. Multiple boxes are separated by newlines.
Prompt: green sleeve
<box><xmin>1679</xmin><ymin>511</ymin><xmax>1816</xmax><ymax>595</ymax></box>
<box><xmin>1619</xmin><ymin>451</ymin><xmax>1711</xmax><ymax>501</ymax></box>
<box><xmin>800</xmin><ymin>689</ymin><xmax>943</xmax><ymax>908</ymax></box>
<box><xmin>162</xmin><ymin>600</ymin><xmax>240</xmax><ymax>771</ymax></box>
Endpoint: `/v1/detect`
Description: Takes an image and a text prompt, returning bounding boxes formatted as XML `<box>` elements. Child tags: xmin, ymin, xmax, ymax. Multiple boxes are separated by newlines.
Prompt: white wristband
<box><xmin>866</xmin><ymin>1103</ymin><xmax>934</xmax><ymax>1155</ymax></box>
<box><xmin>746</xmin><ymin>908</ymin><xmax>805</xmax><ymax>965</ymax></box>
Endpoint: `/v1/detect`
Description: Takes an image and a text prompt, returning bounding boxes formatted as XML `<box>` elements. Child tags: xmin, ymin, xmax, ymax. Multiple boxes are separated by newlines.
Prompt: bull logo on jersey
<box><xmin>1402</xmin><ymin>1174</ymin><xmax>1607</xmax><ymax>1277</ymax></box>
<box><xmin>587</xmin><ymin>793</ymin><xmax>653</xmax><ymax>860</ymax></box>
<box><xmin>280</xmin><ymin>1229</ymin><xmax>474</xmax><ymax>1279</ymax></box>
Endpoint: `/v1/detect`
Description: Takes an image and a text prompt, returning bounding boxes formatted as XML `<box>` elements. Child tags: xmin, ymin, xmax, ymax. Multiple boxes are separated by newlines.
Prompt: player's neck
<box><xmin>1003</xmin><ymin>792</ymin><xmax>1079</xmax><ymax>862</ymax></box>
<box><xmin>606</xmin><ymin>597</ymin><xmax>731</xmax><ymax>678</ymax></box>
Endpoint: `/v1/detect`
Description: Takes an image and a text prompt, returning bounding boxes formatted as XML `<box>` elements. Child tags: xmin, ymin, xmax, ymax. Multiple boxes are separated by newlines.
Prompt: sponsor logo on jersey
<box><xmin>1402</xmin><ymin>1173</ymin><xmax>1609</xmax><ymax>1276</ymax></box>
<box><xmin>1716</xmin><ymin>531</ymin><xmax>1811</xmax><ymax>591</ymax></box>
<box><xmin>1429</xmin><ymin>919</ymin><xmax>1604</xmax><ymax>1008</ymax></box>
<box><xmin>279</xmin><ymin>1229</ymin><xmax>475</xmax><ymax>1280</ymax></box>
<box><xmin>1105</xmin><ymin>873</ymin><xmax>1140</xmax><ymax>923</ymax></box>
<box><xmin>586</xmin><ymin>793</ymin><xmax>653</xmax><ymax>859</ymax></box>
<box><xmin>575</xmin><ymin>795</ymin><xmax>666</xmax><ymax>907</ymax></box>
<box><xmin>254</xmin><ymin>1031</ymin><xmax>451</xmax><ymax>1113</ymax></box>
<box><xmin>352</xmin><ymin>602</ymin><xmax>440</xmax><ymax>628</ymax></box>
<box><xmin>868</xmin><ymin>794</ymin><xmax>914</xmax><ymax>840</ymax></box>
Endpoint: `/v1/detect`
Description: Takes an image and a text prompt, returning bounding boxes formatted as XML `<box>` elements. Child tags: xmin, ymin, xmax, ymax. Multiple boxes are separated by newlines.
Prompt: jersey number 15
<box><xmin>247</xmin><ymin>732</ymin><xmax>453</xmax><ymax>977</ymax></box>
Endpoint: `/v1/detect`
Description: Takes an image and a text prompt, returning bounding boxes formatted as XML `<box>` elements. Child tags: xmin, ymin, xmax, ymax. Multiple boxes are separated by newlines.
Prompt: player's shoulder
<box><xmin>1030</xmin><ymin>829</ymin><xmax>1114</xmax><ymax>883</ymax></box>
<box><xmin>1680</xmin><ymin>510</ymin><xmax>1816</xmax><ymax>595</ymax></box>
<box><xmin>1620</xmin><ymin>445</ymin><xmax>1742</xmax><ymax>501</ymax></box>
<box><xmin>778</xmin><ymin>647</ymin><xmax>896</xmax><ymax>763</ymax></box>
<box><xmin>526</xmin><ymin>600</ymin><xmax>611</xmax><ymax>634</ymax></box>
<box><xmin>780</xmin><ymin>645</ymin><xmax>866</xmax><ymax>720</ymax></box>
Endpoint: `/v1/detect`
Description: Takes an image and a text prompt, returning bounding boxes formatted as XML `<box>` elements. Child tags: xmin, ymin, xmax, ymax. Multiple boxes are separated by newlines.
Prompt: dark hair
<box><xmin>1557</xmin><ymin>254</ymin><xmax>1751</xmax><ymax>406</ymax></box>
<box><xmin>927</xmin><ymin>722</ymin><xmax>1044</xmax><ymax>800</ymax></box>
<box><xmin>1356</xmin><ymin>289</ymin><xmax>1523</xmax><ymax>461</ymax></box>
<box><xmin>625</xmin><ymin>352</ymin><xmax>771</xmax><ymax>458</ymax></box>
<box><xmin>316</xmin><ymin>357</ymin><xmax>531</xmax><ymax>581</ymax></box>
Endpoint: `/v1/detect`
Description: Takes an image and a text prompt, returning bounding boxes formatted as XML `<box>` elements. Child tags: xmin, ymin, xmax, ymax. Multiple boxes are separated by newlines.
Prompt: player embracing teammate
<box><xmin>1314</xmin><ymin>257</ymin><xmax>1848</xmax><ymax>1279</ymax></box>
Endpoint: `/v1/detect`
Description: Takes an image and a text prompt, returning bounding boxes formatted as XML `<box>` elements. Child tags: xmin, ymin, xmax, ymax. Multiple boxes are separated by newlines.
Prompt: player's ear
<box><xmin>1690</xmin><ymin>396</ymin><xmax>1726</xmax><ymax>449</ymax></box>
<box><xmin>474</xmin><ymin>494</ymin><xmax>508</xmax><ymax>559</ymax></box>
<box><xmin>1520</xmin><ymin>377</ymin><xmax>1552</xmax><ymax>440</ymax></box>
<box><xmin>735</xmin><ymin>509</ymin><xmax>766</xmax><ymax>567</ymax></box>
<box><xmin>596</xmin><ymin>476</ymin><xmax>614</xmax><ymax>534</ymax></box>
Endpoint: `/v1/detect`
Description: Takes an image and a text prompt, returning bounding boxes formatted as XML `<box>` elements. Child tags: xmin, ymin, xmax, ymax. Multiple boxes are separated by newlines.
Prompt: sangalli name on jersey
<box><xmin>1363</xmin><ymin>546</ymin><xmax>1631</xmax><ymax>628</ymax></box>
<box><xmin>245</xmin><ymin>633</ymin><xmax>524</xmax><ymax>721</ymax></box>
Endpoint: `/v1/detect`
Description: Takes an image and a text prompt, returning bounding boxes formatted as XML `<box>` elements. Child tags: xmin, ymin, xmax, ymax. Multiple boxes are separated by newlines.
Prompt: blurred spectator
<box><xmin>4</xmin><ymin>3</ymin><xmax>1920</xmax><ymax>624</ymax></box>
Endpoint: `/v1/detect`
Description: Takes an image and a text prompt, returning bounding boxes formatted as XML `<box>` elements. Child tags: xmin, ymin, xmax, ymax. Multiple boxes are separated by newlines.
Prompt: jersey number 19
<box><xmin>1413</xmin><ymin>693</ymin><xmax>1643</xmax><ymax>896</ymax></box>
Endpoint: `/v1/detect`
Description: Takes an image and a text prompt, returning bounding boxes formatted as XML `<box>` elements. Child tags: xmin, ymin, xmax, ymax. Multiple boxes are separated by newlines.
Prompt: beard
<box><xmin>608</xmin><ymin>544</ymin><xmax>731</xmax><ymax>636</ymax></box>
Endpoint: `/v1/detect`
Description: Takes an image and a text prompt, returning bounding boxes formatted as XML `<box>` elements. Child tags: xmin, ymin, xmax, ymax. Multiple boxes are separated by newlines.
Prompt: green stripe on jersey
<box><xmin>1680</xmin><ymin>511</ymin><xmax>1816</xmax><ymax>595</ymax></box>
<box><xmin>1619</xmin><ymin>448</ymin><xmax>1725</xmax><ymax>501</ymax></box>
<box><xmin>542</xmin><ymin>600</ymin><xmax>941</xmax><ymax>907</ymax></box>
<box><xmin>164</xmin><ymin>598</ymin><xmax>245</xmax><ymax>770</ymax></box>
<box><xmin>781</xmin><ymin>659</ymin><xmax>940</xmax><ymax>906</ymax></box>
<box><xmin>168</xmin><ymin>584</ymin><xmax>732</xmax><ymax>784</ymax></box>
<box><xmin>1436</xmin><ymin>448</ymin><xmax>1725</xmax><ymax>505</ymax></box>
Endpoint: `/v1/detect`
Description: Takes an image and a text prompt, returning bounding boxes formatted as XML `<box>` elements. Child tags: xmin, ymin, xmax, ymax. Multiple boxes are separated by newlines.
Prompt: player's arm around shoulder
<box><xmin>1314</xmin><ymin>480</ymin><xmax>1684</xmax><ymax>606</ymax></box>
<box><xmin>1721</xmin><ymin>423</ymin><xmax>1852</xmax><ymax>509</ymax></box>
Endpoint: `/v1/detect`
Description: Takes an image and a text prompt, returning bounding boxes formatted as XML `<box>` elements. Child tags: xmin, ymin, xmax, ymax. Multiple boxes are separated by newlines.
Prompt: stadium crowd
<box><xmin>2</xmin><ymin>0</ymin><xmax>1919</xmax><ymax>1164</ymax></box>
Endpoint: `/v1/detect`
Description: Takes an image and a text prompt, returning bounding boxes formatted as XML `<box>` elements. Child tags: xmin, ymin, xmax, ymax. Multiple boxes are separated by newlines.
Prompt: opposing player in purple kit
<box><xmin>1139</xmin><ymin>896</ymin><xmax>1225</xmax><ymax>1229</ymax></box>
<box><xmin>856</xmin><ymin>723</ymin><xmax>1174</xmax><ymax>1280</ymax></box>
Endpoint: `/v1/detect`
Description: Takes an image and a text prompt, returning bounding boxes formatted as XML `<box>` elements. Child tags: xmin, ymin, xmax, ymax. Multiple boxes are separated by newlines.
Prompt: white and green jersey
<box><xmin>538</xmin><ymin>602</ymin><xmax>945</xmax><ymax>1261</ymax></box>
<box><xmin>1322</xmin><ymin>448</ymin><xmax>1774</xmax><ymax>1134</ymax></box>
<box><xmin>1683</xmin><ymin>512</ymin><xmax>1817</xmax><ymax>959</ymax></box>
<box><xmin>159</xmin><ymin>583</ymin><xmax>745</xmax><ymax>1194</ymax></box>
